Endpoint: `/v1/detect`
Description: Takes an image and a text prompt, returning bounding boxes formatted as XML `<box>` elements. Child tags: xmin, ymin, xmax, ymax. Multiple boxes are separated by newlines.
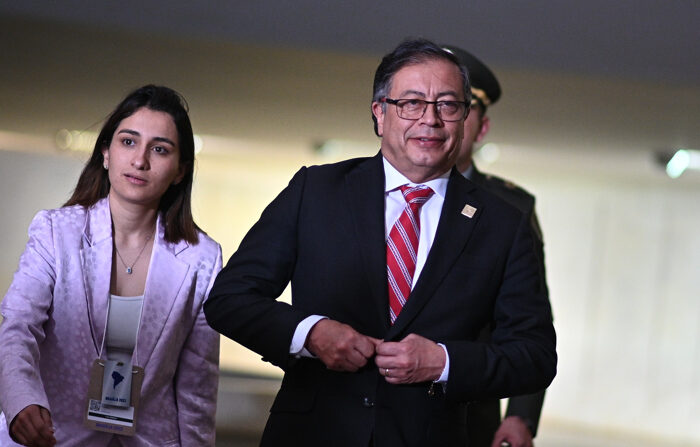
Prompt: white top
<box><xmin>106</xmin><ymin>294</ymin><xmax>144</xmax><ymax>364</ymax></box>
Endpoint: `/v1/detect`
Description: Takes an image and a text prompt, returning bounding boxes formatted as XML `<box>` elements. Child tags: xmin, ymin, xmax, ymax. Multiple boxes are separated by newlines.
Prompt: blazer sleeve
<box><xmin>444</xmin><ymin>208</ymin><xmax>557</xmax><ymax>401</ymax></box>
<box><xmin>505</xmin><ymin>389</ymin><xmax>546</xmax><ymax>436</ymax></box>
<box><xmin>175</xmin><ymin>243</ymin><xmax>222</xmax><ymax>446</ymax></box>
<box><xmin>0</xmin><ymin>211</ymin><xmax>56</xmax><ymax>426</ymax></box>
<box><xmin>204</xmin><ymin>167</ymin><xmax>310</xmax><ymax>370</ymax></box>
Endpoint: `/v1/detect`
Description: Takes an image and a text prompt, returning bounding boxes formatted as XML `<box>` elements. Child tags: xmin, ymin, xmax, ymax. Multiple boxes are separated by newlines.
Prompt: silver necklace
<box><xmin>115</xmin><ymin>233</ymin><xmax>152</xmax><ymax>274</ymax></box>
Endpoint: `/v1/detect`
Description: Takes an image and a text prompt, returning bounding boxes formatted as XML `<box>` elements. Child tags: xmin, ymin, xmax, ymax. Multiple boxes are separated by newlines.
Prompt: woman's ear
<box><xmin>101</xmin><ymin>147</ymin><xmax>110</xmax><ymax>169</ymax></box>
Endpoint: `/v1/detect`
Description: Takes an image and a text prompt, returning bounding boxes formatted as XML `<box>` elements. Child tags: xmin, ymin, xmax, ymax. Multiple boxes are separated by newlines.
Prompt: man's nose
<box><xmin>420</xmin><ymin>102</ymin><xmax>443</xmax><ymax>126</ymax></box>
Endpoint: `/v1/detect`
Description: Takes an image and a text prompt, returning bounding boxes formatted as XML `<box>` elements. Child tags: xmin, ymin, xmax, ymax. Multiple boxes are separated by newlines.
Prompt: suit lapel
<box><xmin>387</xmin><ymin>169</ymin><xmax>482</xmax><ymax>339</ymax></box>
<box><xmin>81</xmin><ymin>198</ymin><xmax>114</xmax><ymax>357</ymax></box>
<box><xmin>344</xmin><ymin>153</ymin><xmax>390</xmax><ymax>332</ymax></box>
<box><xmin>135</xmin><ymin>217</ymin><xmax>190</xmax><ymax>369</ymax></box>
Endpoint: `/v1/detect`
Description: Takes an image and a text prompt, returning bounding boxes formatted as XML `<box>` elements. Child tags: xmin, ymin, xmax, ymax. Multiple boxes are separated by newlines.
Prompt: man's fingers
<box><xmin>367</xmin><ymin>336</ymin><xmax>383</xmax><ymax>347</ymax></box>
<box><xmin>375</xmin><ymin>334</ymin><xmax>446</xmax><ymax>383</ymax></box>
<box><xmin>355</xmin><ymin>335</ymin><xmax>380</xmax><ymax>358</ymax></box>
<box><xmin>375</xmin><ymin>342</ymin><xmax>405</xmax><ymax>373</ymax></box>
<box><xmin>375</xmin><ymin>341</ymin><xmax>402</xmax><ymax>356</ymax></box>
<box><xmin>307</xmin><ymin>319</ymin><xmax>380</xmax><ymax>371</ymax></box>
<box><xmin>332</xmin><ymin>339</ymin><xmax>375</xmax><ymax>371</ymax></box>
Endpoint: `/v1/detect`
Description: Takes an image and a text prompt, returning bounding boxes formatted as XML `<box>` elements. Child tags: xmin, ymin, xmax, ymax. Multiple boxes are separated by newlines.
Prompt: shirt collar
<box><xmin>382</xmin><ymin>156</ymin><xmax>450</xmax><ymax>199</ymax></box>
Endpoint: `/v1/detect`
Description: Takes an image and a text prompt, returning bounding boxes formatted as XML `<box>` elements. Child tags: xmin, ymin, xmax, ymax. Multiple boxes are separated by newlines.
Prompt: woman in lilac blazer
<box><xmin>0</xmin><ymin>86</ymin><xmax>222</xmax><ymax>446</ymax></box>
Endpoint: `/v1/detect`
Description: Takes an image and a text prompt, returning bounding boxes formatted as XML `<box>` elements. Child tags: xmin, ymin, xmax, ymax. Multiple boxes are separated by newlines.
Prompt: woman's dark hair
<box><xmin>371</xmin><ymin>38</ymin><xmax>471</xmax><ymax>136</ymax></box>
<box><xmin>64</xmin><ymin>84</ymin><xmax>200</xmax><ymax>244</ymax></box>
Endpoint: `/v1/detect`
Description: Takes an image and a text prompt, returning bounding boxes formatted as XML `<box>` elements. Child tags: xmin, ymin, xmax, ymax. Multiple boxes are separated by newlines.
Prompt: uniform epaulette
<box><xmin>483</xmin><ymin>174</ymin><xmax>533</xmax><ymax>201</ymax></box>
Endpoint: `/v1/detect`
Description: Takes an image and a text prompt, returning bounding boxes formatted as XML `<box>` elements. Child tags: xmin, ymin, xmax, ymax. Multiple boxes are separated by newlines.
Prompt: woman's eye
<box><xmin>152</xmin><ymin>146</ymin><xmax>168</xmax><ymax>154</ymax></box>
<box><xmin>122</xmin><ymin>138</ymin><xmax>134</xmax><ymax>146</ymax></box>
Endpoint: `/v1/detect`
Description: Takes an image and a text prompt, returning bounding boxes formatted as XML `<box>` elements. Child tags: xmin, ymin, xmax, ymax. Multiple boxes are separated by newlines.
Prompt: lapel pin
<box><xmin>461</xmin><ymin>204</ymin><xmax>477</xmax><ymax>218</ymax></box>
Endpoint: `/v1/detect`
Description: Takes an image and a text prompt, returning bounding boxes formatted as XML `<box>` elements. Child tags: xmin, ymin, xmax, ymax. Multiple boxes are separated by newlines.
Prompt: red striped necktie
<box><xmin>386</xmin><ymin>185</ymin><xmax>434</xmax><ymax>324</ymax></box>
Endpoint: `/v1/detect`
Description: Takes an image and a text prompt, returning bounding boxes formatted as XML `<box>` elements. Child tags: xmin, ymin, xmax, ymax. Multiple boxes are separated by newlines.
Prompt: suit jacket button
<box><xmin>362</xmin><ymin>397</ymin><xmax>374</xmax><ymax>408</ymax></box>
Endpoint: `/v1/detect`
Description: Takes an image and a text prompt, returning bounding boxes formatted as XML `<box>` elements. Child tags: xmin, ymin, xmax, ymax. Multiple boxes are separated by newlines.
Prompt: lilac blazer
<box><xmin>0</xmin><ymin>197</ymin><xmax>222</xmax><ymax>446</ymax></box>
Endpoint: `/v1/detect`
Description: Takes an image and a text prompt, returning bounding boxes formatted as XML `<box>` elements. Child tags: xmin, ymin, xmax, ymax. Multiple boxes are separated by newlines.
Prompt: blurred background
<box><xmin>1</xmin><ymin>1</ymin><xmax>699</xmax><ymax>445</ymax></box>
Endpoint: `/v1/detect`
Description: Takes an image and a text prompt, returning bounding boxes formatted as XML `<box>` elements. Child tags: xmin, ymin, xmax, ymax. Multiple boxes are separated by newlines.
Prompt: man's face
<box><xmin>455</xmin><ymin>104</ymin><xmax>490</xmax><ymax>173</ymax></box>
<box><xmin>372</xmin><ymin>58</ymin><xmax>465</xmax><ymax>183</ymax></box>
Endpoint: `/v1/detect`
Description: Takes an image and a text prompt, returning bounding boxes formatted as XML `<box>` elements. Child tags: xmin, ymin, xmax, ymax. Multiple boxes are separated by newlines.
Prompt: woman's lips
<box><xmin>124</xmin><ymin>173</ymin><xmax>147</xmax><ymax>185</ymax></box>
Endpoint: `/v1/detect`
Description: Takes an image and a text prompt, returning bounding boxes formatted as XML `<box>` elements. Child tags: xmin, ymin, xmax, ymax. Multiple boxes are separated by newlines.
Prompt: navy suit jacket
<box><xmin>205</xmin><ymin>153</ymin><xmax>556</xmax><ymax>447</ymax></box>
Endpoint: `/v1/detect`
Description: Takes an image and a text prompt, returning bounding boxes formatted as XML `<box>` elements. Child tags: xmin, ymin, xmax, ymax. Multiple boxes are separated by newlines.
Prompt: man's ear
<box><xmin>476</xmin><ymin>115</ymin><xmax>491</xmax><ymax>143</ymax></box>
<box><xmin>372</xmin><ymin>102</ymin><xmax>385</xmax><ymax>137</ymax></box>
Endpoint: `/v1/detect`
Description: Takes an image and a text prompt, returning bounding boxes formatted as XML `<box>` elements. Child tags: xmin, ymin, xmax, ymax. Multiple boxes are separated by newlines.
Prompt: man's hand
<box><xmin>10</xmin><ymin>404</ymin><xmax>56</xmax><ymax>447</ymax></box>
<box><xmin>305</xmin><ymin>319</ymin><xmax>381</xmax><ymax>371</ymax></box>
<box><xmin>491</xmin><ymin>415</ymin><xmax>534</xmax><ymax>447</ymax></box>
<box><xmin>375</xmin><ymin>333</ymin><xmax>446</xmax><ymax>384</ymax></box>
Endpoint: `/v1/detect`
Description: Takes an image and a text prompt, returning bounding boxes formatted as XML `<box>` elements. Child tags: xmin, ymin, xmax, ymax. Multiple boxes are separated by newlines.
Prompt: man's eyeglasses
<box><xmin>381</xmin><ymin>97</ymin><xmax>469</xmax><ymax>122</ymax></box>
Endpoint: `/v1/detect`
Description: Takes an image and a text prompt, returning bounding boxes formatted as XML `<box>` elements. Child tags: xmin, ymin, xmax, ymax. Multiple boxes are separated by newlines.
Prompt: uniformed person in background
<box><xmin>443</xmin><ymin>45</ymin><xmax>550</xmax><ymax>447</ymax></box>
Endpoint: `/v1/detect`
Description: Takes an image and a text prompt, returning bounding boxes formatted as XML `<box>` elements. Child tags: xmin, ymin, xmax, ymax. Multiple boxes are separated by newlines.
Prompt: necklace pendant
<box><xmin>126</xmin><ymin>267</ymin><xmax>133</xmax><ymax>274</ymax></box>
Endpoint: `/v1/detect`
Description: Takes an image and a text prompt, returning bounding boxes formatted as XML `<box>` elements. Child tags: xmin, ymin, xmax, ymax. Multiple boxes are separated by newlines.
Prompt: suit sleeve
<box><xmin>175</xmin><ymin>243</ymin><xmax>222</xmax><ymax>446</ymax></box>
<box><xmin>0</xmin><ymin>211</ymin><xmax>55</xmax><ymax>429</ymax></box>
<box><xmin>204</xmin><ymin>168</ymin><xmax>310</xmax><ymax>370</ymax></box>
<box><xmin>467</xmin><ymin>204</ymin><xmax>551</xmax><ymax>439</ymax></box>
<box><xmin>505</xmin><ymin>389</ymin><xmax>546</xmax><ymax>436</ymax></box>
<box><xmin>444</xmin><ymin>208</ymin><xmax>557</xmax><ymax>402</ymax></box>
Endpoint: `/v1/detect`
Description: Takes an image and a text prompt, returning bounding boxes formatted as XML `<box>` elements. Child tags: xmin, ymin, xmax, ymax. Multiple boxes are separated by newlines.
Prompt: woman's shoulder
<box><xmin>178</xmin><ymin>231</ymin><xmax>221</xmax><ymax>280</ymax></box>
<box><xmin>29</xmin><ymin>203</ymin><xmax>88</xmax><ymax>232</ymax></box>
<box><xmin>170</xmin><ymin>229</ymin><xmax>221</xmax><ymax>267</ymax></box>
<box><xmin>192</xmin><ymin>230</ymin><xmax>221</xmax><ymax>257</ymax></box>
<box><xmin>34</xmin><ymin>202</ymin><xmax>86</xmax><ymax>216</ymax></box>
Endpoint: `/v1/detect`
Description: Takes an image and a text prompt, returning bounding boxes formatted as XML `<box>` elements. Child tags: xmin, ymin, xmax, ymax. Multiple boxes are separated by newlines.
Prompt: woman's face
<box><xmin>102</xmin><ymin>107</ymin><xmax>184</xmax><ymax>209</ymax></box>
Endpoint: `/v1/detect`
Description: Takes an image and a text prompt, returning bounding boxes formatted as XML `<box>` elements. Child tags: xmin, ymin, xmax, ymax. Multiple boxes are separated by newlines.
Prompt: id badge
<box><xmin>101</xmin><ymin>360</ymin><xmax>132</xmax><ymax>408</ymax></box>
<box><xmin>84</xmin><ymin>359</ymin><xmax>144</xmax><ymax>436</ymax></box>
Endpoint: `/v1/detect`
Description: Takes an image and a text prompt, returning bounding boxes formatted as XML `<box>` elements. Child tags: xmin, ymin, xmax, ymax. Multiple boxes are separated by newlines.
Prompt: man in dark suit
<box><xmin>443</xmin><ymin>45</ymin><xmax>549</xmax><ymax>447</ymax></box>
<box><xmin>205</xmin><ymin>38</ymin><xmax>556</xmax><ymax>447</ymax></box>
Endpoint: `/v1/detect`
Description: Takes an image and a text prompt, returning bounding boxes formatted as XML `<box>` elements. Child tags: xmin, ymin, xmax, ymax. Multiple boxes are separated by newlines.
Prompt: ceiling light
<box><xmin>55</xmin><ymin>129</ymin><xmax>97</xmax><ymax>152</ymax></box>
<box><xmin>665</xmin><ymin>149</ymin><xmax>700</xmax><ymax>179</ymax></box>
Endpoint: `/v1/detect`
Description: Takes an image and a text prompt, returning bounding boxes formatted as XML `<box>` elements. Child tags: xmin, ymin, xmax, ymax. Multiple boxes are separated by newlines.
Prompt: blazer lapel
<box><xmin>344</xmin><ymin>153</ymin><xmax>390</xmax><ymax>332</ymax></box>
<box><xmin>388</xmin><ymin>169</ymin><xmax>482</xmax><ymax>338</ymax></box>
<box><xmin>81</xmin><ymin>198</ymin><xmax>114</xmax><ymax>357</ymax></box>
<box><xmin>135</xmin><ymin>218</ymin><xmax>190</xmax><ymax>369</ymax></box>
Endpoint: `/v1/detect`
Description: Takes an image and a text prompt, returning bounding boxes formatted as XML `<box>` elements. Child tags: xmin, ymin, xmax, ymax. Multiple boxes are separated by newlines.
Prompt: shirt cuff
<box><xmin>290</xmin><ymin>315</ymin><xmax>327</xmax><ymax>357</ymax></box>
<box><xmin>435</xmin><ymin>343</ymin><xmax>450</xmax><ymax>383</ymax></box>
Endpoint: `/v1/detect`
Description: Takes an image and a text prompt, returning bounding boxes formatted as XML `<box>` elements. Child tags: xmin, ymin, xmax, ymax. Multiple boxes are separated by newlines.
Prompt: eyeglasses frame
<box><xmin>380</xmin><ymin>97</ymin><xmax>470</xmax><ymax>122</ymax></box>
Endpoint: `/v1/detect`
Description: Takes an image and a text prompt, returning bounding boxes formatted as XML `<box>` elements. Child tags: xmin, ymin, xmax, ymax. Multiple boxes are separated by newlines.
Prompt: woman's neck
<box><xmin>109</xmin><ymin>195</ymin><xmax>158</xmax><ymax>245</ymax></box>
